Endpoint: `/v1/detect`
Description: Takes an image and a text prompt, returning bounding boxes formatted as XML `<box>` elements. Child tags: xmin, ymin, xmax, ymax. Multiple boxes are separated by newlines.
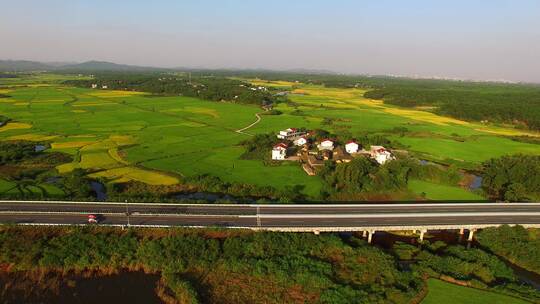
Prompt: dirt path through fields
<box><xmin>235</xmin><ymin>112</ymin><xmax>262</xmax><ymax>136</ymax></box>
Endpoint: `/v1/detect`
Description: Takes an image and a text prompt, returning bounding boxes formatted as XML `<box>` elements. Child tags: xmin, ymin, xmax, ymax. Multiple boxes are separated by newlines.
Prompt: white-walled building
<box><xmin>91</xmin><ymin>84</ymin><xmax>98</xmax><ymax>89</ymax></box>
<box><xmin>271</xmin><ymin>143</ymin><xmax>288</xmax><ymax>160</ymax></box>
<box><xmin>277</xmin><ymin>128</ymin><xmax>305</xmax><ymax>139</ymax></box>
<box><xmin>370</xmin><ymin>145</ymin><xmax>395</xmax><ymax>165</ymax></box>
<box><xmin>317</xmin><ymin>139</ymin><xmax>334</xmax><ymax>151</ymax></box>
<box><xmin>294</xmin><ymin>136</ymin><xmax>308</xmax><ymax>146</ymax></box>
<box><xmin>345</xmin><ymin>141</ymin><xmax>359</xmax><ymax>154</ymax></box>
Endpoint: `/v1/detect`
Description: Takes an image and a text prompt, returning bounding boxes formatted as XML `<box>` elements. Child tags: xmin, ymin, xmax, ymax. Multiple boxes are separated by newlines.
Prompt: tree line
<box><xmin>64</xmin><ymin>73</ymin><xmax>285</xmax><ymax>106</ymax></box>
<box><xmin>481</xmin><ymin>155</ymin><xmax>540</xmax><ymax>201</ymax></box>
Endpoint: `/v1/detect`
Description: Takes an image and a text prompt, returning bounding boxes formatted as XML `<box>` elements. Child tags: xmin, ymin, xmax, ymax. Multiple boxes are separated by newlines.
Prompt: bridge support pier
<box><xmin>367</xmin><ymin>231</ymin><xmax>374</xmax><ymax>244</ymax></box>
<box><xmin>467</xmin><ymin>229</ymin><xmax>475</xmax><ymax>242</ymax></box>
<box><xmin>459</xmin><ymin>228</ymin><xmax>464</xmax><ymax>235</ymax></box>
<box><xmin>419</xmin><ymin>229</ymin><xmax>427</xmax><ymax>242</ymax></box>
<box><xmin>313</xmin><ymin>230</ymin><xmax>320</xmax><ymax>235</ymax></box>
<box><xmin>362</xmin><ymin>231</ymin><xmax>367</xmax><ymax>238</ymax></box>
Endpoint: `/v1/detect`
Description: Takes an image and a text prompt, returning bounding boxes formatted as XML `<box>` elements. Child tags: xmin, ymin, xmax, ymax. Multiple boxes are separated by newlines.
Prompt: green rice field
<box><xmin>1</xmin><ymin>75</ymin><xmax>539</xmax><ymax>198</ymax></box>
<box><xmin>408</xmin><ymin>180</ymin><xmax>484</xmax><ymax>201</ymax></box>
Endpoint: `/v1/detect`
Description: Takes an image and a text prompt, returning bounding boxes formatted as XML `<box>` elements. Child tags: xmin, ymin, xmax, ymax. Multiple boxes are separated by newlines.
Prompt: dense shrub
<box><xmin>476</xmin><ymin>225</ymin><xmax>540</xmax><ymax>274</ymax></box>
<box><xmin>481</xmin><ymin>155</ymin><xmax>540</xmax><ymax>201</ymax></box>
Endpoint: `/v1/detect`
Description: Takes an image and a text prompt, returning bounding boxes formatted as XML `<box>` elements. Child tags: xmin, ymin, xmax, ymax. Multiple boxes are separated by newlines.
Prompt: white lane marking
<box><xmin>239</xmin><ymin>212</ymin><xmax>540</xmax><ymax>218</ymax></box>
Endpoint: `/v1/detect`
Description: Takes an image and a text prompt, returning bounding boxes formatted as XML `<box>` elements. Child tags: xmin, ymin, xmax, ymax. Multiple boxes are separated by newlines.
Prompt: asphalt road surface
<box><xmin>0</xmin><ymin>201</ymin><xmax>539</xmax><ymax>229</ymax></box>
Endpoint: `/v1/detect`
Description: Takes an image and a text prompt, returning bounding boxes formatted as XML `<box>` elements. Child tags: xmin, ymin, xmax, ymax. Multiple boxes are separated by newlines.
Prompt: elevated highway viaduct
<box><xmin>1</xmin><ymin>200</ymin><xmax>539</xmax><ymax>242</ymax></box>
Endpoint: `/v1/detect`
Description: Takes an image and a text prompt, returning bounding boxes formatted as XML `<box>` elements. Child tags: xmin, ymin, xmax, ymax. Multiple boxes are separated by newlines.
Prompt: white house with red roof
<box><xmin>294</xmin><ymin>136</ymin><xmax>308</xmax><ymax>146</ymax></box>
<box><xmin>317</xmin><ymin>139</ymin><xmax>334</xmax><ymax>151</ymax></box>
<box><xmin>277</xmin><ymin>128</ymin><xmax>305</xmax><ymax>139</ymax></box>
<box><xmin>272</xmin><ymin>143</ymin><xmax>288</xmax><ymax>160</ymax></box>
<box><xmin>345</xmin><ymin>141</ymin><xmax>359</xmax><ymax>154</ymax></box>
<box><xmin>370</xmin><ymin>145</ymin><xmax>394</xmax><ymax>164</ymax></box>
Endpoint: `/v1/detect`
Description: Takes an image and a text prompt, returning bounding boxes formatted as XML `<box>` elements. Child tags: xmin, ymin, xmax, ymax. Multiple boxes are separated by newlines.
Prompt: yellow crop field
<box><xmin>292</xmin><ymin>86</ymin><xmax>366</xmax><ymax>99</ymax></box>
<box><xmin>357</xmin><ymin>98</ymin><xmax>540</xmax><ymax>136</ymax></box>
<box><xmin>0</xmin><ymin>122</ymin><xmax>32</xmax><ymax>132</ymax></box>
<box><xmin>71</xmin><ymin>109</ymin><xmax>87</xmax><ymax>113</ymax></box>
<box><xmin>13</xmin><ymin>102</ymin><xmax>29</xmax><ymax>106</ymax></box>
<box><xmin>89</xmin><ymin>167</ymin><xmax>179</xmax><ymax>185</ymax></box>
<box><xmin>79</xmin><ymin>152</ymin><xmax>119</xmax><ymax>169</ymax></box>
<box><xmin>72</xmin><ymin>102</ymin><xmax>115</xmax><ymax>107</ymax></box>
<box><xmin>51</xmin><ymin>141</ymin><xmax>95</xmax><ymax>149</ymax></box>
<box><xmin>110</xmin><ymin>135</ymin><xmax>135</xmax><ymax>146</ymax></box>
<box><xmin>108</xmin><ymin>148</ymin><xmax>129</xmax><ymax>165</ymax></box>
<box><xmin>474</xmin><ymin>127</ymin><xmax>540</xmax><ymax>137</ymax></box>
<box><xmin>80</xmin><ymin>140</ymin><xmax>117</xmax><ymax>152</ymax></box>
<box><xmin>248</xmin><ymin>79</ymin><xmax>297</xmax><ymax>88</ymax></box>
<box><xmin>87</xmin><ymin>90</ymin><xmax>143</xmax><ymax>98</ymax></box>
<box><xmin>8</xmin><ymin>134</ymin><xmax>58</xmax><ymax>141</ymax></box>
<box><xmin>36</xmin><ymin>99</ymin><xmax>66</xmax><ymax>103</ymax></box>
<box><xmin>56</xmin><ymin>163</ymin><xmax>77</xmax><ymax>174</ymax></box>
<box><xmin>382</xmin><ymin>107</ymin><xmax>470</xmax><ymax>126</ymax></box>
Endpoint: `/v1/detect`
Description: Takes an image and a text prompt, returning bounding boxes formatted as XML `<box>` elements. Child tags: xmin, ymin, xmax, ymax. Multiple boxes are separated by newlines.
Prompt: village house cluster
<box><xmin>91</xmin><ymin>83</ymin><xmax>108</xmax><ymax>89</ymax></box>
<box><xmin>272</xmin><ymin>128</ymin><xmax>395</xmax><ymax>176</ymax></box>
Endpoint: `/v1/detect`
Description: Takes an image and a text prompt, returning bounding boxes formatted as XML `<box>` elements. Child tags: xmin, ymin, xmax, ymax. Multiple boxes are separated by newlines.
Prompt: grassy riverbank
<box><xmin>422</xmin><ymin>279</ymin><xmax>530</xmax><ymax>304</ymax></box>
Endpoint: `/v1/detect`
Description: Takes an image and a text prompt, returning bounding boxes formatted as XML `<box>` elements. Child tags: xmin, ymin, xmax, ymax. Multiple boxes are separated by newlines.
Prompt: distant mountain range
<box><xmin>2</xmin><ymin>59</ymin><xmax>527</xmax><ymax>84</ymax></box>
<box><xmin>0</xmin><ymin>60</ymin><xmax>167</xmax><ymax>72</ymax></box>
<box><xmin>0</xmin><ymin>59</ymin><xmax>338</xmax><ymax>75</ymax></box>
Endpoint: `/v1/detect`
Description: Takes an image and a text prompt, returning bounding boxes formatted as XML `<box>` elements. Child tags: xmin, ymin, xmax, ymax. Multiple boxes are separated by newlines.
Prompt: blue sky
<box><xmin>1</xmin><ymin>0</ymin><xmax>540</xmax><ymax>82</ymax></box>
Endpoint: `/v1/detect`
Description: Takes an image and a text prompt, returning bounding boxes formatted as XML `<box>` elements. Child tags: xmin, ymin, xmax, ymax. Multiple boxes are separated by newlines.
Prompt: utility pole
<box><xmin>256</xmin><ymin>205</ymin><xmax>261</xmax><ymax>228</ymax></box>
<box><xmin>125</xmin><ymin>199</ymin><xmax>130</xmax><ymax>227</ymax></box>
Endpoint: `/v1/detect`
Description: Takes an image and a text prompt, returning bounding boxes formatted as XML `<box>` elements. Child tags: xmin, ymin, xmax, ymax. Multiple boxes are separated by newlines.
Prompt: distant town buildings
<box><xmin>91</xmin><ymin>84</ymin><xmax>98</xmax><ymax>89</ymax></box>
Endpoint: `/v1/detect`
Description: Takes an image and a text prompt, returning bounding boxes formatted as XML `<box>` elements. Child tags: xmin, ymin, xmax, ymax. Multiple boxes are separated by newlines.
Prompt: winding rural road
<box><xmin>235</xmin><ymin>112</ymin><xmax>262</xmax><ymax>136</ymax></box>
<box><xmin>0</xmin><ymin>201</ymin><xmax>539</xmax><ymax>232</ymax></box>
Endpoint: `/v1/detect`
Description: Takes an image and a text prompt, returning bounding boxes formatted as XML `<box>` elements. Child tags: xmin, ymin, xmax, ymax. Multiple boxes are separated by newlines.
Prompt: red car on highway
<box><xmin>87</xmin><ymin>214</ymin><xmax>100</xmax><ymax>224</ymax></box>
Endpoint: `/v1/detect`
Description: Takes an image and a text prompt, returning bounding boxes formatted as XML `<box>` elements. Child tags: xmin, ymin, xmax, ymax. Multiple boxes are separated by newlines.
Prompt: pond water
<box><xmin>90</xmin><ymin>181</ymin><xmax>107</xmax><ymax>201</ymax></box>
<box><xmin>34</xmin><ymin>145</ymin><xmax>47</xmax><ymax>152</ymax></box>
<box><xmin>469</xmin><ymin>175</ymin><xmax>483</xmax><ymax>190</ymax></box>
<box><xmin>0</xmin><ymin>271</ymin><xmax>162</xmax><ymax>304</ymax></box>
<box><xmin>45</xmin><ymin>176</ymin><xmax>62</xmax><ymax>184</ymax></box>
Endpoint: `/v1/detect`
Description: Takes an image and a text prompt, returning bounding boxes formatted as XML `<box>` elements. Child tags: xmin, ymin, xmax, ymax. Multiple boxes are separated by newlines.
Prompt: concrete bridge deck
<box><xmin>0</xmin><ymin>201</ymin><xmax>539</xmax><ymax>242</ymax></box>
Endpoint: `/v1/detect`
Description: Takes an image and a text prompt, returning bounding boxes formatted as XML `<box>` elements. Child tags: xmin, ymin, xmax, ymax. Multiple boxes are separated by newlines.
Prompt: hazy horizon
<box><xmin>2</xmin><ymin>0</ymin><xmax>540</xmax><ymax>82</ymax></box>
